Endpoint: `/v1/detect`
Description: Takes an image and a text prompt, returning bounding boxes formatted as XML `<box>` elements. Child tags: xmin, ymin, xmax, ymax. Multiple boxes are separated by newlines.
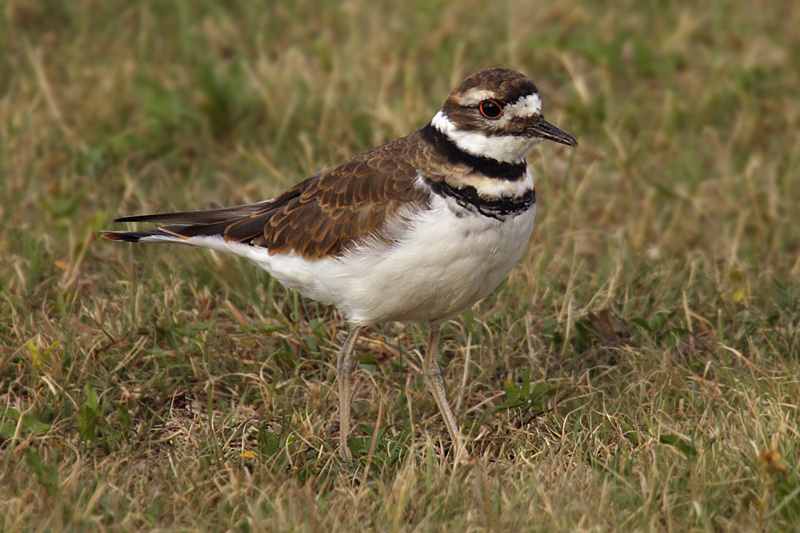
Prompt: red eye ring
<box><xmin>479</xmin><ymin>100</ymin><xmax>503</xmax><ymax>119</ymax></box>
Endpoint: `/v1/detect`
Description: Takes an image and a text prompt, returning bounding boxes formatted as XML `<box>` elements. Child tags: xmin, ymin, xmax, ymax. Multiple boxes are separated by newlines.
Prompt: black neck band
<box><xmin>427</xmin><ymin>180</ymin><xmax>535</xmax><ymax>221</ymax></box>
<box><xmin>421</xmin><ymin>123</ymin><xmax>527</xmax><ymax>181</ymax></box>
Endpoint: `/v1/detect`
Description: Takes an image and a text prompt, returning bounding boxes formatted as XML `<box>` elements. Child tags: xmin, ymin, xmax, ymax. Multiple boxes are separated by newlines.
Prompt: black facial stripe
<box><xmin>426</xmin><ymin>179</ymin><xmax>535</xmax><ymax>221</ymax></box>
<box><xmin>421</xmin><ymin>123</ymin><xmax>527</xmax><ymax>181</ymax></box>
<box><xmin>451</xmin><ymin>113</ymin><xmax>540</xmax><ymax>138</ymax></box>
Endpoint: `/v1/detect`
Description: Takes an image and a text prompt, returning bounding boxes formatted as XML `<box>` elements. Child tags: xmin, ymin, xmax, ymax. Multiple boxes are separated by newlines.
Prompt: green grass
<box><xmin>2</xmin><ymin>0</ymin><xmax>800</xmax><ymax>530</ymax></box>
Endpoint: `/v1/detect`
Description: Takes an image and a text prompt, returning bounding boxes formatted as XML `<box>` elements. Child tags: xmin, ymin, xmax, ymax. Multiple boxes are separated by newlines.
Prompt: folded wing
<box><xmin>103</xmin><ymin>136</ymin><xmax>430</xmax><ymax>259</ymax></box>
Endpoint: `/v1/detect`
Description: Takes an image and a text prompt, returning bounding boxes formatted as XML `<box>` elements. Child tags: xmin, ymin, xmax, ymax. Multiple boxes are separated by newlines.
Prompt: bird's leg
<box><xmin>422</xmin><ymin>324</ymin><xmax>468</xmax><ymax>462</ymax></box>
<box><xmin>336</xmin><ymin>325</ymin><xmax>363</xmax><ymax>465</ymax></box>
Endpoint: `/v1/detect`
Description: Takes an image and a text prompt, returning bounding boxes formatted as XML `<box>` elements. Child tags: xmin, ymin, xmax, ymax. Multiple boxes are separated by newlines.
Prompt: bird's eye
<box><xmin>479</xmin><ymin>100</ymin><xmax>503</xmax><ymax>119</ymax></box>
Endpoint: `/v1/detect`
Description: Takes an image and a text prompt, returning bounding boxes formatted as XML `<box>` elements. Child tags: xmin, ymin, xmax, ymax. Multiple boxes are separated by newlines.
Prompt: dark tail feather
<box><xmin>104</xmin><ymin>198</ymin><xmax>287</xmax><ymax>245</ymax></box>
<box><xmin>113</xmin><ymin>202</ymin><xmax>269</xmax><ymax>225</ymax></box>
<box><xmin>100</xmin><ymin>228</ymin><xmax>182</xmax><ymax>243</ymax></box>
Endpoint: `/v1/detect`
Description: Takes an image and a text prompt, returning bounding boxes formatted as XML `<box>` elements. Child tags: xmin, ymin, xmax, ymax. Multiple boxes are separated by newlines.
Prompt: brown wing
<box><xmin>109</xmin><ymin>134</ymin><xmax>431</xmax><ymax>259</ymax></box>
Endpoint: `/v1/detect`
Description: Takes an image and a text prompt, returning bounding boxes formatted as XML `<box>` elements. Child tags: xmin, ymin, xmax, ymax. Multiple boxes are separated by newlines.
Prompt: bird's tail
<box><xmin>101</xmin><ymin>202</ymin><xmax>272</xmax><ymax>244</ymax></box>
<box><xmin>100</xmin><ymin>228</ymin><xmax>186</xmax><ymax>244</ymax></box>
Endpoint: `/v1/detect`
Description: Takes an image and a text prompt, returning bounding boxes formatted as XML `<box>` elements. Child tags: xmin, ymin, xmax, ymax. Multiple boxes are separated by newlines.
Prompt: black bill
<box><xmin>528</xmin><ymin>117</ymin><xmax>578</xmax><ymax>147</ymax></box>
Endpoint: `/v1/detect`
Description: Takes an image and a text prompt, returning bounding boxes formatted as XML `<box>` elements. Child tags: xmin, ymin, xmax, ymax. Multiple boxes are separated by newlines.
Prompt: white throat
<box><xmin>431</xmin><ymin>111</ymin><xmax>539</xmax><ymax>164</ymax></box>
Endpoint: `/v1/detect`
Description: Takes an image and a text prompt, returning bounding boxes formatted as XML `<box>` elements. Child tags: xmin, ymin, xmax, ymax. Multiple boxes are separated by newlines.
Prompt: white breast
<box><xmin>182</xmin><ymin>186</ymin><xmax>536</xmax><ymax>326</ymax></box>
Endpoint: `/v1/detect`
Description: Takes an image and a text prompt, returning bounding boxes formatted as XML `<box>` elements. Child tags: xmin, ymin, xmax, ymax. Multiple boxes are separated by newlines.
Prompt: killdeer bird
<box><xmin>103</xmin><ymin>68</ymin><xmax>577</xmax><ymax>465</ymax></box>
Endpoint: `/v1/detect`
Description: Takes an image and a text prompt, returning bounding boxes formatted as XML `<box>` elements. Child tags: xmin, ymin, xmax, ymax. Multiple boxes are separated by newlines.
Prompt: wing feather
<box><xmin>104</xmin><ymin>133</ymin><xmax>431</xmax><ymax>259</ymax></box>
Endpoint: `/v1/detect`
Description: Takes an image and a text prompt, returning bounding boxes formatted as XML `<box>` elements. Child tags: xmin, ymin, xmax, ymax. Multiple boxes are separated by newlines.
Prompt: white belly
<box><xmin>237</xmin><ymin>195</ymin><xmax>536</xmax><ymax>325</ymax></box>
<box><xmin>181</xmin><ymin>192</ymin><xmax>536</xmax><ymax>326</ymax></box>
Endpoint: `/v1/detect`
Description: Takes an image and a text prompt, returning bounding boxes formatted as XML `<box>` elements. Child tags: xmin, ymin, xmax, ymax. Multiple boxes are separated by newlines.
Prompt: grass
<box><xmin>2</xmin><ymin>0</ymin><xmax>800</xmax><ymax>530</ymax></box>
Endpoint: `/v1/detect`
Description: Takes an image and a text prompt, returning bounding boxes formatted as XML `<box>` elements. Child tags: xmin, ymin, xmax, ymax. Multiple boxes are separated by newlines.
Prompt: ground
<box><xmin>1</xmin><ymin>1</ymin><xmax>799</xmax><ymax>531</ymax></box>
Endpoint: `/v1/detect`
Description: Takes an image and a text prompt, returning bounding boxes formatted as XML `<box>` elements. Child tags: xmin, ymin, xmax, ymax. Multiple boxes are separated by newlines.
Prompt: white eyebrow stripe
<box><xmin>453</xmin><ymin>88</ymin><xmax>498</xmax><ymax>106</ymax></box>
<box><xmin>454</xmin><ymin>91</ymin><xmax>542</xmax><ymax>118</ymax></box>
<box><xmin>504</xmin><ymin>93</ymin><xmax>542</xmax><ymax>118</ymax></box>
